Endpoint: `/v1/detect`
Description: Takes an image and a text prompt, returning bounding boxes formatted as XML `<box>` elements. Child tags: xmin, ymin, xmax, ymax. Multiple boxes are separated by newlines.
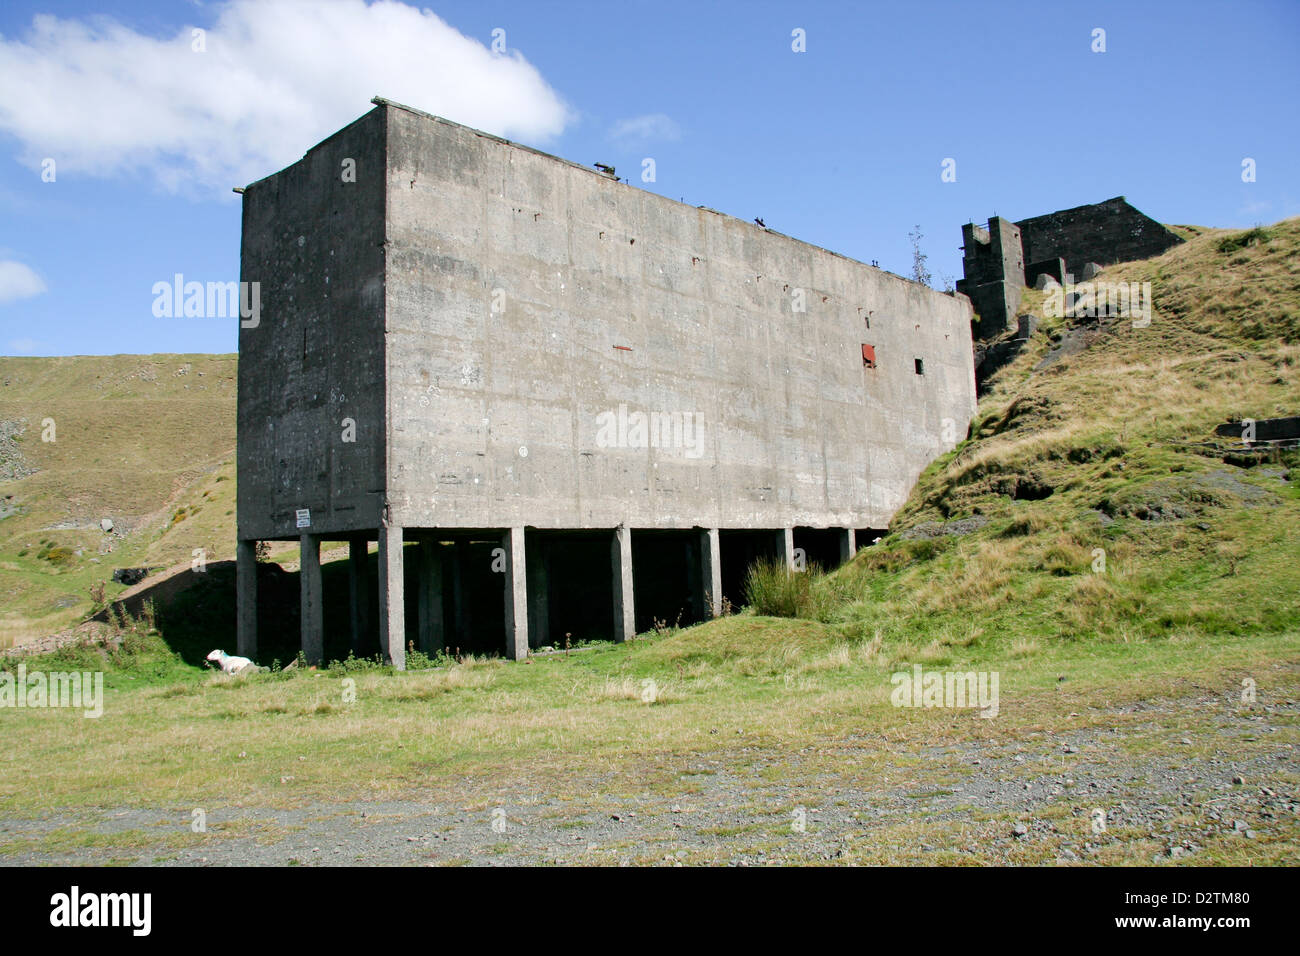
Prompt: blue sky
<box><xmin>1</xmin><ymin>0</ymin><xmax>1297</xmax><ymax>356</ymax></box>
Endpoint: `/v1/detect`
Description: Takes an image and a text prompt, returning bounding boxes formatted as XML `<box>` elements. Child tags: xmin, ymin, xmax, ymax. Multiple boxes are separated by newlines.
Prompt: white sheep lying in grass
<box><xmin>206</xmin><ymin>649</ymin><xmax>254</xmax><ymax>675</ymax></box>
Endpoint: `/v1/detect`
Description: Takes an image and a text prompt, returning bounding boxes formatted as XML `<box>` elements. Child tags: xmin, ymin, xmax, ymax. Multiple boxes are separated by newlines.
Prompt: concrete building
<box><xmin>236</xmin><ymin>98</ymin><xmax>978</xmax><ymax>667</ymax></box>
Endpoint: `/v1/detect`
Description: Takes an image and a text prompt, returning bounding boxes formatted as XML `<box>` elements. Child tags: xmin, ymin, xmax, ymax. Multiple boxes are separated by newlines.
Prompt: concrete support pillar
<box><xmin>611</xmin><ymin>526</ymin><xmax>635</xmax><ymax>642</ymax></box>
<box><xmin>838</xmin><ymin>528</ymin><xmax>856</xmax><ymax>566</ymax></box>
<box><xmin>526</xmin><ymin>535</ymin><xmax>550</xmax><ymax>648</ymax></box>
<box><xmin>683</xmin><ymin>534</ymin><xmax>701</xmax><ymax>621</ymax></box>
<box><xmin>379</xmin><ymin>525</ymin><xmax>406</xmax><ymax>670</ymax></box>
<box><xmin>300</xmin><ymin>533</ymin><xmax>323</xmax><ymax>666</ymax></box>
<box><xmin>236</xmin><ymin>539</ymin><xmax>257</xmax><ymax>659</ymax></box>
<box><xmin>348</xmin><ymin>537</ymin><xmax>369</xmax><ymax>656</ymax></box>
<box><xmin>777</xmin><ymin>527</ymin><xmax>796</xmax><ymax>571</ymax></box>
<box><xmin>503</xmin><ymin>527</ymin><xmax>529</xmax><ymax>661</ymax></box>
<box><xmin>700</xmin><ymin>528</ymin><xmax>722</xmax><ymax>619</ymax></box>
<box><xmin>451</xmin><ymin>539</ymin><xmax>472</xmax><ymax>645</ymax></box>
<box><xmin>417</xmin><ymin>539</ymin><xmax>444</xmax><ymax>656</ymax></box>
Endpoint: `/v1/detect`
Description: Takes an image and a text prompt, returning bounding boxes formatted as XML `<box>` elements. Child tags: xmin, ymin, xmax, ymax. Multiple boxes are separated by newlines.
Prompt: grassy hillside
<box><xmin>808</xmin><ymin>215</ymin><xmax>1300</xmax><ymax>658</ymax></box>
<box><xmin>0</xmin><ymin>354</ymin><xmax>238</xmax><ymax>646</ymax></box>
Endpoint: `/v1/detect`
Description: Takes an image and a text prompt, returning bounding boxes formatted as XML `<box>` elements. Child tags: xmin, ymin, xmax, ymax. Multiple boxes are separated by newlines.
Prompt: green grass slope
<box><xmin>0</xmin><ymin>354</ymin><xmax>237</xmax><ymax>646</ymax></box>
<box><xmin>805</xmin><ymin>215</ymin><xmax>1300</xmax><ymax>662</ymax></box>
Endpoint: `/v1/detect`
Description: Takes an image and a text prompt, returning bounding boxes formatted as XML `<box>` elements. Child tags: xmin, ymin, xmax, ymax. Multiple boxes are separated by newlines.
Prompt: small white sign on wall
<box><xmin>295</xmin><ymin>508</ymin><xmax>311</xmax><ymax>529</ymax></box>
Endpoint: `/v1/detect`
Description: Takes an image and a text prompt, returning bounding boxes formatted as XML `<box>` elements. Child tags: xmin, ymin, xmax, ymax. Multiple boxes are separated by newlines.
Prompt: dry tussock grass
<box><xmin>597</xmin><ymin>676</ymin><xmax>678</xmax><ymax>704</ymax></box>
<box><xmin>1010</xmin><ymin>638</ymin><xmax>1040</xmax><ymax>658</ymax></box>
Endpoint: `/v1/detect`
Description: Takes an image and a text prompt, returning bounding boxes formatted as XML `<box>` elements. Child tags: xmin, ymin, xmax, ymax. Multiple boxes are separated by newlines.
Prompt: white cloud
<box><xmin>0</xmin><ymin>1</ymin><xmax>572</xmax><ymax>194</ymax></box>
<box><xmin>610</xmin><ymin>113</ymin><xmax>681</xmax><ymax>145</ymax></box>
<box><xmin>0</xmin><ymin>261</ymin><xmax>47</xmax><ymax>305</ymax></box>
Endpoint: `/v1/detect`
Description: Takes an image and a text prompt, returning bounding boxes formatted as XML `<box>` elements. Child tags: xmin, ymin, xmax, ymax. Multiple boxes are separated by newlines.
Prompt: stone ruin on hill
<box><xmin>957</xmin><ymin>196</ymin><xmax>1184</xmax><ymax>340</ymax></box>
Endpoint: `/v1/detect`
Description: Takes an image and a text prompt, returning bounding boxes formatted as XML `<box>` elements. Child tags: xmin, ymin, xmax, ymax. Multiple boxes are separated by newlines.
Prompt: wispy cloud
<box><xmin>6</xmin><ymin>337</ymin><xmax>44</xmax><ymax>355</ymax></box>
<box><xmin>0</xmin><ymin>0</ymin><xmax>573</xmax><ymax>195</ymax></box>
<box><xmin>610</xmin><ymin>113</ymin><xmax>681</xmax><ymax>145</ymax></box>
<box><xmin>0</xmin><ymin>261</ymin><xmax>46</xmax><ymax>305</ymax></box>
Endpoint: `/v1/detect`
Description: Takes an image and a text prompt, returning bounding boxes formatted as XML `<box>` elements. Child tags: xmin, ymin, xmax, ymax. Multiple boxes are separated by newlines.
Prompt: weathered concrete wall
<box><xmin>380</xmin><ymin>103</ymin><xmax>976</xmax><ymax>532</ymax></box>
<box><xmin>238</xmin><ymin>109</ymin><xmax>388</xmax><ymax>541</ymax></box>
<box><xmin>1016</xmin><ymin>196</ymin><xmax>1183</xmax><ymax>278</ymax></box>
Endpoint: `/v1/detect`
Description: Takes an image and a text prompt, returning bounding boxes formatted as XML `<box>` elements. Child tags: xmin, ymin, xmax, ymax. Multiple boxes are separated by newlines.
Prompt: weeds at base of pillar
<box><xmin>651</xmin><ymin>611</ymin><xmax>684</xmax><ymax>638</ymax></box>
<box><xmin>704</xmin><ymin>592</ymin><xmax>734</xmax><ymax>619</ymax></box>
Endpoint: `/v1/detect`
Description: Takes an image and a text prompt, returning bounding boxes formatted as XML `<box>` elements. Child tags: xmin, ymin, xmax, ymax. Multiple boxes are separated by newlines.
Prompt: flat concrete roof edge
<box><xmin>368</xmin><ymin>97</ymin><xmax>954</xmax><ymax>301</ymax></box>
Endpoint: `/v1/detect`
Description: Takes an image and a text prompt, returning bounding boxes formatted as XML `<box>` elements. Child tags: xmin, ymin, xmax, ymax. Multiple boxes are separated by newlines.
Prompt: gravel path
<box><xmin>3</xmin><ymin>691</ymin><xmax>1296</xmax><ymax>866</ymax></box>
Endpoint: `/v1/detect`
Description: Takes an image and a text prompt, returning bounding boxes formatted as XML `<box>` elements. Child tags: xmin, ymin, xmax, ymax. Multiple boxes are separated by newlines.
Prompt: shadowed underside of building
<box><xmin>236</xmin><ymin>99</ymin><xmax>977</xmax><ymax>667</ymax></box>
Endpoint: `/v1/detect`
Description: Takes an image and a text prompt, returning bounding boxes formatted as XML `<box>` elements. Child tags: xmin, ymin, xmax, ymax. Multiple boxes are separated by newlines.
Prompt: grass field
<box><xmin>0</xmin><ymin>613</ymin><xmax>1294</xmax><ymax>865</ymax></box>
